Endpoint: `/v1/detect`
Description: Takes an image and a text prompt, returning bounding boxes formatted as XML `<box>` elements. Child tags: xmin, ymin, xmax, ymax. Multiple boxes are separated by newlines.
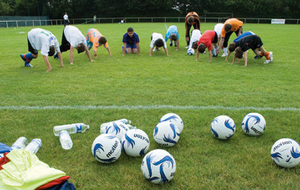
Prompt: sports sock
<box><xmin>264</xmin><ymin>52</ymin><xmax>270</xmax><ymax>60</ymax></box>
<box><xmin>25</xmin><ymin>53</ymin><xmax>34</xmax><ymax>59</ymax></box>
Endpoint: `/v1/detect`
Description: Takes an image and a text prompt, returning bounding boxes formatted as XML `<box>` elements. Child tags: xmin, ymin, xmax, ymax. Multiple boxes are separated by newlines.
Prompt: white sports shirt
<box><xmin>150</xmin><ymin>33</ymin><xmax>167</xmax><ymax>49</ymax></box>
<box><xmin>28</xmin><ymin>28</ymin><xmax>60</xmax><ymax>56</ymax></box>
<box><xmin>188</xmin><ymin>29</ymin><xmax>202</xmax><ymax>49</ymax></box>
<box><xmin>214</xmin><ymin>23</ymin><xmax>224</xmax><ymax>37</ymax></box>
<box><xmin>63</xmin><ymin>14</ymin><xmax>68</xmax><ymax>20</ymax></box>
<box><xmin>64</xmin><ymin>25</ymin><xmax>86</xmax><ymax>48</ymax></box>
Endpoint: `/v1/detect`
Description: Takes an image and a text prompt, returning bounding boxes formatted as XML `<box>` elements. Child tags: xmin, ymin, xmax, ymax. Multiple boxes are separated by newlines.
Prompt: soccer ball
<box><xmin>153</xmin><ymin>120</ymin><xmax>180</xmax><ymax>147</ymax></box>
<box><xmin>100</xmin><ymin>121</ymin><xmax>129</xmax><ymax>141</ymax></box>
<box><xmin>241</xmin><ymin>113</ymin><xmax>266</xmax><ymax>136</ymax></box>
<box><xmin>91</xmin><ymin>134</ymin><xmax>122</xmax><ymax>164</ymax></box>
<box><xmin>141</xmin><ymin>149</ymin><xmax>176</xmax><ymax>184</ymax></box>
<box><xmin>187</xmin><ymin>48</ymin><xmax>195</xmax><ymax>55</ymax></box>
<box><xmin>159</xmin><ymin>113</ymin><xmax>184</xmax><ymax>133</ymax></box>
<box><xmin>121</xmin><ymin>128</ymin><xmax>150</xmax><ymax>157</ymax></box>
<box><xmin>271</xmin><ymin>138</ymin><xmax>300</xmax><ymax>168</ymax></box>
<box><xmin>211</xmin><ymin>115</ymin><xmax>236</xmax><ymax>140</ymax></box>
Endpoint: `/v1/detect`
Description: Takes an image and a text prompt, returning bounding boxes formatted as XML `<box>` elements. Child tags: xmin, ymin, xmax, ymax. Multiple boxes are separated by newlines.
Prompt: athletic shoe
<box><xmin>212</xmin><ymin>49</ymin><xmax>217</xmax><ymax>57</ymax></box>
<box><xmin>269</xmin><ymin>52</ymin><xmax>273</xmax><ymax>62</ymax></box>
<box><xmin>53</xmin><ymin>53</ymin><xmax>59</xmax><ymax>60</ymax></box>
<box><xmin>25</xmin><ymin>63</ymin><xmax>33</xmax><ymax>67</ymax></box>
<box><xmin>153</xmin><ymin>48</ymin><xmax>159</xmax><ymax>52</ymax></box>
<box><xmin>20</xmin><ymin>54</ymin><xmax>26</xmax><ymax>61</ymax></box>
<box><xmin>185</xmin><ymin>45</ymin><xmax>189</xmax><ymax>49</ymax></box>
<box><xmin>264</xmin><ymin>60</ymin><xmax>271</xmax><ymax>64</ymax></box>
<box><xmin>174</xmin><ymin>43</ymin><xmax>177</xmax><ymax>47</ymax></box>
<box><xmin>221</xmin><ymin>52</ymin><xmax>228</xmax><ymax>57</ymax></box>
<box><xmin>254</xmin><ymin>55</ymin><xmax>262</xmax><ymax>59</ymax></box>
<box><xmin>169</xmin><ymin>42</ymin><xmax>173</xmax><ymax>46</ymax></box>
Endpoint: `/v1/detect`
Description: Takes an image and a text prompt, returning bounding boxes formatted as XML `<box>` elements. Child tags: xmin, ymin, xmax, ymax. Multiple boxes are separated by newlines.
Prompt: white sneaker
<box><xmin>269</xmin><ymin>52</ymin><xmax>273</xmax><ymax>62</ymax></box>
<box><xmin>185</xmin><ymin>45</ymin><xmax>189</xmax><ymax>49</ymax></box>
<box><xmin>264</xmin><ymin>60</ymin><xmax>271</xmax><ymax>64</ymax></box>
<box><xmin>221</xmin><ymin>52</ymin><xmax>227</xmax><ymax>57</ymax></box>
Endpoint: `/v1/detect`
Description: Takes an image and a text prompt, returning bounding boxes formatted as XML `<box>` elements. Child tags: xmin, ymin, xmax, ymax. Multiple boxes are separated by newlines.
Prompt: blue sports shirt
<box><xmin>165</xmin><ymin>25</ymin><xmax>179</xmax><ymax>42</ymax></box>
<box><xmin>233</xmin><ymin>31</ymin><xmax>254</xmax><ymax>43</ymax></box>
<box><xmin>123</xmin><ymin>33</ymin><xmax>140</xmax><ymax>44</ymax></box>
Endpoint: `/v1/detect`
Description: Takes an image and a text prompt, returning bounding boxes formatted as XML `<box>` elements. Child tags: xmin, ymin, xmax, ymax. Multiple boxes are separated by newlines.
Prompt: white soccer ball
<box><xmin>141</xmin><ymin>149</ymin><xmax>176</xmax><ymax>184</ymax></box>
<box><xmin>241</xmin><ymin>113</ymin><xmax>266</xmax><ymax>136</ymax></box>
<box><xmin>91</xmin><ymin>134</ymin><xmax>122</xmax><ymax>164</ymax></box>
<box><xmin>271</xmin><ymin>138</ymin><xmax>300</xmax><ymax>168</ymax></box>
<box><xmin>187</xmin><ymin>48</ymin><xmax>195</xmax><ymax>55</ymax></box>
<box><xmin>153</xmin><ymin>120</ymin><xmax>180</xmax><ymax>147</ymax></box>
<box><xmin>100</xmin><ymin>121</ymin><xmax>129</xmax><ymax>141</ymax></box>
<box><xmin>159</xmin><ymin>113</ymin><xmax>184</xmax><ymax>133</ymax></box>
<box><xmin>121</xmin><ymin>128</ymin><xmax>150</xmax><ymax>157</ymax></box>
<box><xmin>211</xmin><ymin>115</ymin><xmax>236</xmax><ymax>140</ymax></box>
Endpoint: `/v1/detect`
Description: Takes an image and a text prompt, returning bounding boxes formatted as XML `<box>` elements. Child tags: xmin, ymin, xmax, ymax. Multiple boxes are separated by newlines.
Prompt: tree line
<box><xmin>1</xmin><ymin>0</ymin><xmax>299</xmax><ymax>19</ymax></box>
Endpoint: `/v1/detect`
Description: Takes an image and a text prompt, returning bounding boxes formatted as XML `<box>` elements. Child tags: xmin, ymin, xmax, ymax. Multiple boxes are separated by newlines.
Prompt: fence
<box><xmin>1</xmin><ymin>17</ymin><xmax>300</xmax><ymax>28</ymax></box>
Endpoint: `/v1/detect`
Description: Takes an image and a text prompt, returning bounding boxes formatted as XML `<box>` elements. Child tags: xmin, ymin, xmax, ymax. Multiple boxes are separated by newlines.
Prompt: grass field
<box><xmin>1</xmin><ymin>22</ymin><xmax>300</xmax><ymax>189</ymax></box>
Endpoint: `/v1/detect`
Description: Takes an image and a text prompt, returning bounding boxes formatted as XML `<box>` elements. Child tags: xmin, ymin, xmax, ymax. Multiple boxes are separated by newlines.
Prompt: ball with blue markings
<box><xmin>271</xmin><ymin>138</ymin><xmax>300</xmax><ymax>168</ymax></box>
<box><xmin>100</xmin><ymin>121</ymin><xmax>130</xmax><ymax>141</ymax></box>
<box><xmin>141</xmin><ymin>149</ymin><xmax>176</xmax><ymax>184</ymax></box>
<box><xmin>153</xmin><ymin>120</ymin><xmax>180</xmax><ymax>147</ymax></box>
<box><xmin>211</xmin><ymin>115</ymin><xmax>236</xmax><ymax>140</ymax></box>
<box><xmin>242</xmin><ymin>113</ymin><xmax>266</xmax><ymax>136</ymax></box>
<box><xmin>91</xmin><ymin>134</ymin><xmax>122</xmax><ymax>164</ymax></box>
<box><xmin>121</xmin><ymin>128</ymin><xmax>150</xmax><ymax>157</ymax></box>
<box><xmin>187</xmin><ymin>48</ymin><xmax>195</xmax><ymax>55</ymax></box>
<box><xmin>159</xmin><ymin>113</ymin><xmax>184</xmax><ymax>133</ymax></box>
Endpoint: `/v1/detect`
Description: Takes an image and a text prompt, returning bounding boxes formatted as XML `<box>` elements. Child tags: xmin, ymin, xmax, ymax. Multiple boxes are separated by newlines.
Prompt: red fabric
<box><xmin>197</xmin><ymin>30</ymin><xmax>216</xmax><ymax>51</ymax></box>
<box><xmin>0</xmin><ymin>152</ymin><xmax>10</xmax><ymax>170</ymax></box>
<box><xmin>36</xmin><ymin>176</ymin><xmax>70</xmax><ymax>190</ymax></box>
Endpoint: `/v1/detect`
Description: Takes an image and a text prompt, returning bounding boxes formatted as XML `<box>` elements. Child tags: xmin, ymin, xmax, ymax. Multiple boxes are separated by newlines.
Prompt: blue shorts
<box><xmin>126</xmin><ymin>43</ymin><xmax>137</xmax><ymax>49</ymax></box>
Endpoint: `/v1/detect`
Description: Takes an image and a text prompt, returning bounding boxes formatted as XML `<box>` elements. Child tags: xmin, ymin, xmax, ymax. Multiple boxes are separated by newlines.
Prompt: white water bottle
<box><xmin>11</xmin><ymin>137</ymin><xmax>28</xmax><ymax>150</ymax></box>
<box><xmin>53</xmin><ymin>123</ymin><xmax>90</xmax><ymax>136</ymax></box>
<box><xmin>100</xmin><ymin>118</ymin><xmax>131</xmax><ymax>129</ymax></box>
<box><xmin>25</xmin><ymin>138</ymin><xmax>42</xmax><ymax>154</ymax></box>
<box><xmin>59</xmin><ymin>130</ymin><xmax>73</xmax><ymax>150</ymax></box>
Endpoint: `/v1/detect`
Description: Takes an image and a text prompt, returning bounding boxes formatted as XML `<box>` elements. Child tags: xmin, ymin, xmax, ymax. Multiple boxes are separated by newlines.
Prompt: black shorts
<box><xmin>251</xmin><ymin>36</ymin><xmax>263</xmax><ymax>51</ymax></box>
<box><xmin>27</xmin><ymin>38</ymin><xmax>38</xmax><ymax>54</ymax></box>
<box><xmin>59</xmin><ymin>30</ymin><xmax>71</xmax><ymax>53</ymax></box>
<box><xmin>212</xmin><ymin>31</ymin><xmax>218</xmax><ymax>44</ymax></box>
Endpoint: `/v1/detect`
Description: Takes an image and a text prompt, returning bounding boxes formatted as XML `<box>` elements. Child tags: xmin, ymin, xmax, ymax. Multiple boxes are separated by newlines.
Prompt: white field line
<box><xmin>0</xmin><ymin>105</ymin><xmax>300</xmax><ymax>111</ymax></box>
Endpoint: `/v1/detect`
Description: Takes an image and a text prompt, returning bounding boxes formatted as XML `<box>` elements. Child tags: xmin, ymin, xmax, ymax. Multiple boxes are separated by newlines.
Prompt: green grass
<box><xmin>1</xmin><ymin>23</ymin><xmax>300</xmax><ymax>189</ymax></box>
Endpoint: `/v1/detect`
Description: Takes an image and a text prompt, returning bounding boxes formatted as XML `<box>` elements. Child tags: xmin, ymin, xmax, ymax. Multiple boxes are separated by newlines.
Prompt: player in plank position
<box><xmin>20</xmin><ymin>28</ymin><xmax>64</xmax><ymax>72</ymax></box>
<box><xmin>86</xmin><ymin>28</ymin><xmax>112</xmax><ymax>58</ymax></box>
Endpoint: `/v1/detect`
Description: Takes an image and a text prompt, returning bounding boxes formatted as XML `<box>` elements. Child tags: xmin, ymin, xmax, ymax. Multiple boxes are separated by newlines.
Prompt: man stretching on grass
<box><xmin>149</xmin><ymin>32</ymin><xmax>169</xmax><ymax>56</ymax></box>
<box><xmin>196</xmin><ymin>30</ymin><xmax>218</xmax><ymax>62</ymax></box>
<box><xmin>165</xmin><ymin>25</ymin><xmax>180</xmax><ymax>51</ymax></box>
<box><xmin>86</xmin><ymin>28</ymin><xmax>112</xmax><ymax>58</ymax></box>
<box><xmin>54</xmin><ymin>25</ymin><xmax>94</xmax><ymax>64</ymax></box>
<box><xmin>232</xmin><ymin>35</ymin><xmax>273</xmax><ymax>67</ymax></box>
<box><xmin>20</xmin><ymin>28</ymin><xmax>64</xmax><ymax>72</ymax></box>
<box><xmin>122</xmin><ymin>27</ymin><xmax>140</xmax><ymax>55</ymax></box>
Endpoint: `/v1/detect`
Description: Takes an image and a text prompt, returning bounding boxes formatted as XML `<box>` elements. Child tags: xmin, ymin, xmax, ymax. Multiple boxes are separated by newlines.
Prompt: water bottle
<box><xmin>11</xmin><ymin>137</ymin><xmax>28</xmax><ymax>150</ymax></box>
<box><xmin>25</xmin><ymin>138</ymin><xmax>42</xmax><ymax>154</ymax></box>
<box><xmin>59</xmin><ymin>130</ymin><xmax>73</xmax><ymax>150</ymax></box>
<box><xmin>100</xmin><ymin>118</ymin><xmax>131</xmax><ymax>129</ymax></box>
<box><xmin>53</xmin><ymin>123</ymin><xmax>89</xmax><ymax>136</ymax></box>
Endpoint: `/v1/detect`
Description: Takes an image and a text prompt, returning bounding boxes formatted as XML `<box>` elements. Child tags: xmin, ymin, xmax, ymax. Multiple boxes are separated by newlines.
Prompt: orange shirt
<box><xmin>221</xmin><ymin>18</ymin><xmax>243</xmax><ymax>38</ymax></box>
<box><xmin>185</xmin><ymin>12</ymin><xmax>200</xmax><ymax>26</ymax></box>
<box><xmin>86</xmin><ymin>28</ymin><xmax>108</xmax><ymax>52</ymax></box>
